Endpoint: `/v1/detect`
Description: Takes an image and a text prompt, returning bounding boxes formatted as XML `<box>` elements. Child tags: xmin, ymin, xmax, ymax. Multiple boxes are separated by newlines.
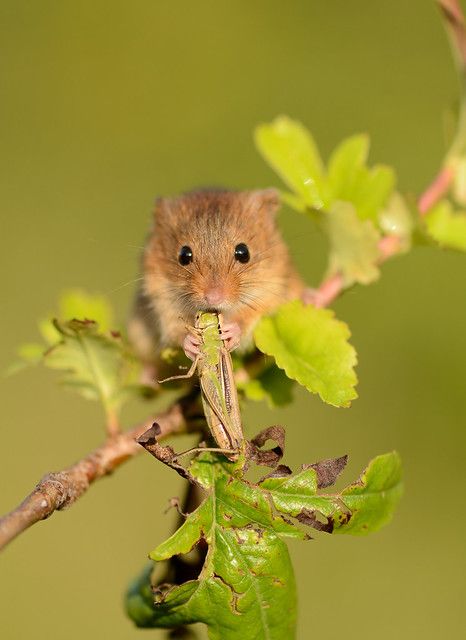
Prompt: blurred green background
<box><xmin>1</xmin><ymin>1</ymin><xmax>465</xmax><ymax>638</ymax></box>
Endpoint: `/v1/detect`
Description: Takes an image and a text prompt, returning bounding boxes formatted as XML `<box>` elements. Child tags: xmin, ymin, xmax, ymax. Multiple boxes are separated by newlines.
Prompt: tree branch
<box><xmin>0</xmin><ymin>399</ymin><xmax>195</xmax><ymax>552</ymax></box>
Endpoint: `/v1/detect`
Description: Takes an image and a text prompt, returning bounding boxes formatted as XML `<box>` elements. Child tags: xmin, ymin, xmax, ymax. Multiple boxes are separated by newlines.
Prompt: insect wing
<box><xmin>200</xmin><ymin>371</ymin><xmax>230</xmax><ymax>427</ymax></box>
<box><xmin>200</xmin><ymin>370</ymin><xmax>236</xmax><ymax>450</ymax></box>
<box><xmin>218</xmin><ymin>348</ymin><xmax>243</xmax><ymax>445</ymax></box>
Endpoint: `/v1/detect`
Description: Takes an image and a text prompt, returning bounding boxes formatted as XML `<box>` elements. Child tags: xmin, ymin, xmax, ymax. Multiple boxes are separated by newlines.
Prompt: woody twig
<box><xmin>0</xmin><ymin>400</ymin><xmax>195</xmax><ymax>552</ymax></box>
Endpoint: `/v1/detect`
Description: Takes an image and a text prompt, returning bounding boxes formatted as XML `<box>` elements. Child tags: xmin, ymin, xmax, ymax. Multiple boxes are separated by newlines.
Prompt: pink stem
<box><xmin>313</xmin><ymin>273</ymin><xmax>344</xmax><ymax>308</ymax></box>
<box><xmin>309</xmin><ymin>235</ymin><xmax>402</xmax><ymax>309</ymax></box>
<box><xmin>418</xmin><ymin>165</ymin><xmax>454</xmax><ymax>216</ymax></box>
<box><xmin>378</xmin><ymin>234</ymin><xmax>402</xmax><ymax>260</ymax></box>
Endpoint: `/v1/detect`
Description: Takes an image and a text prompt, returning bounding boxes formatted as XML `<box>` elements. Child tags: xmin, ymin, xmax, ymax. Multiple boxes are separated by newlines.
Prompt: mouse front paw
<box><xmin>183</xmin><ymin>332</ymin><xmax>201</xmax><ymax>361</ymax></box>
<box><xmin>220</xmin><ymin>321</ymin><xmax>241</xmax><ymax>352</ymax></box>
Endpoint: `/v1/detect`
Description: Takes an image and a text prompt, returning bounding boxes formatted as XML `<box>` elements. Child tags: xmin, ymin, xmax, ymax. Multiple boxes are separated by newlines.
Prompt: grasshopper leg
<box><xmin>175</xmin><ymin>445</ymin><xmax>239</xmax><ymax>460</ymax></box>
<box><xmin>158</xmin><ymin>356</ymin><xmax>199</xmax><ymax>383</ymax></box>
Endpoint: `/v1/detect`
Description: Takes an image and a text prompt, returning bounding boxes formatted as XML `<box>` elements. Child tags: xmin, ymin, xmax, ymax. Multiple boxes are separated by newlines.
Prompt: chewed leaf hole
<box><xmin>152</xmin><ymin>538</ymin><xmax>207</xmax><ymax>596</ymax></box>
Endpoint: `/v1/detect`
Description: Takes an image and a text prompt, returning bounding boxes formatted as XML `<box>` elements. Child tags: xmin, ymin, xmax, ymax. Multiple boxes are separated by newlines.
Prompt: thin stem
<box><xmin>105</xmin><ymin>406</ymin><xmax>121</xmax><ymax>438</ymax></box>
<box><xmin>418</xmin><ymin>165</ymin><xmax>455</xmax><ymax>216</ymax></box>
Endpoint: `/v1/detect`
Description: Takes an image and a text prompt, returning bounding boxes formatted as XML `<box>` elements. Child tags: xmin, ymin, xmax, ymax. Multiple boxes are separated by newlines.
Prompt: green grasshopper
<box><xmin>160</xmin><ymin>312</ymin><xmax>244</xmax><ymax>461</ymax></box>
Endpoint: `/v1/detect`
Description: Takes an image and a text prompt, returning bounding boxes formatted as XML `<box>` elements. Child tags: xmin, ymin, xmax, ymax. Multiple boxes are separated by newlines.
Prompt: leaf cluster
<box><xmin>255</xmin><ymin>116</ymin><xmax>466</xmax><ymax>276</ymax></box>
<box><xmin>11</xmin><ymin>290</ymin><xmax>151</xmax><ymax>430</ymax></box>
<box><xmin>126</xmin><ymin>435</ymin><xmax>402</xmax><ymax>639</ymax></box>
<box><xmin>255</xmin><ymin>116</ymin><xmax>414</xmax><ymax>287</ymax></box>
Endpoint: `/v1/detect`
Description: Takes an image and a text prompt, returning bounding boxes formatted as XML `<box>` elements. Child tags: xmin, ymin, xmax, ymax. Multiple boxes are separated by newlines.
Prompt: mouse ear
<box><xmin>153</xmin><ymin>196</ymin><xmax>173</xmax><ymax>220</ymax></box>
<box><xmin>246</xmin><ymin>188</ymin><xmax>281</xmax><ymax>217</ymax></box>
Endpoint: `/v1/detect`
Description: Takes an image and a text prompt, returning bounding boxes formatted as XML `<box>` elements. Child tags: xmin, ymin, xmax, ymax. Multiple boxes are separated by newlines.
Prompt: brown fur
<box><xmin>129</xmin><ymin>188</ymin><xmax>304</xmax><ymax>361</ymax></box>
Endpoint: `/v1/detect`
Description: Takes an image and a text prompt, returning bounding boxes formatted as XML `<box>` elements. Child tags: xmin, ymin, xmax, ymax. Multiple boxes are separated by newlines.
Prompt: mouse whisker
<box><xmin>107</xmin><ymin>276</ymin><xmax>146</xmax><ymax>295</ymax></box>
<box><xmin>239</xmin><ymin>288</ymin><xmax>276</xmax><ymax>306</ymax></box>
<box><xmin>239</xmin><ymin>285</ymin><xmax>284</xmax><ymax>306</ymax></box>
<box><xmin>239</xmin><ymin>278</ymin><xmax>285</xmax><ymax>292</ymax></box>
<box><xmin>238</xmin><ymin>297</ymin><xmax>261</xmax><ymax>313</ymax></box>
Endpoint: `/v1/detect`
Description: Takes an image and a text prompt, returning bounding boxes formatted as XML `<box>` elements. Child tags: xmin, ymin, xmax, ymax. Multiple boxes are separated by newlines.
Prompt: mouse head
<box><xmin>144</xmin><ymin>188</ymin><xmax>294</xmax><ymax>320</ymax></box>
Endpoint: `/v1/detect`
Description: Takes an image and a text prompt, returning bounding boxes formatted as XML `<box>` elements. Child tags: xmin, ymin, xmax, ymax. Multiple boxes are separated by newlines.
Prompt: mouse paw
<box><xmin>183</xmin><ymin>333</ymin><xmax>201</xmax><ymax>361</ymax></box>
<box><xmin>220</xmin><ymin>321</ymin><xmax>241</xmax><ymax>352</ymax></box>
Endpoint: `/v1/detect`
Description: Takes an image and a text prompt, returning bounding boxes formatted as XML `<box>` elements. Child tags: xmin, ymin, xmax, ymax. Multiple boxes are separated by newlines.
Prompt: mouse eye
<box><xmin>234</xmin><ymin>243</ymin><xmax>250</xmax><ymax>264</ymax></box>
<box><xmin>178</xmin><ymin>245</ymin><xmax>193</xmax><ymax>265</ymax></box>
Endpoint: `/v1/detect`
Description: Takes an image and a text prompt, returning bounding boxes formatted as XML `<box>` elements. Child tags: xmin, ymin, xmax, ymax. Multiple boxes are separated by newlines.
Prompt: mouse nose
<box><xmin>205</xmin><ymin>286</ymin><xmax>226</xmax><ymax>306</ymax></box>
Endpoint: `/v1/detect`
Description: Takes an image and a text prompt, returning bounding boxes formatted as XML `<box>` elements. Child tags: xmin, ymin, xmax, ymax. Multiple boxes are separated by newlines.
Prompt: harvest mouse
<box><xmin>129</xmin><ymin>188</ymin><xmax>306</xmax><ymax>367</ymax></box>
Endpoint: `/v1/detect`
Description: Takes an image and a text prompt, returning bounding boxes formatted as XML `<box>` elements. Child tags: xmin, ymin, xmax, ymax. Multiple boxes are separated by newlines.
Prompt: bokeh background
<box><xmin>1</xmin><ymin>1</ymin><xmax>465</xmax><ymax>638</ymax></box>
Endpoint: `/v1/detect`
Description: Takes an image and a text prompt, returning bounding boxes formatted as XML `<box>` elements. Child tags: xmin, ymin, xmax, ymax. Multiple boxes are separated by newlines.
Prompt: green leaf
<box><xmin>44</xmin><ymin>319</ymin><xmax>143</xmax><ymax>425</ymax></box>
<box><xmin>335</xmin><ymin>452</ymin><xmax>403</xmax><ymax>534</ymax></box>
<box><xmin>323</xmin><ymin>201</ymin><xmax>381</xmax><ymax>286</ymax></box>
<box><xmin>256</xmin><ymin>119</ymin><xmax>396</xmax><ymax>231</ymax></box>
<box><xmin>128</xmin><ymin>454</ymin><xmax>299</xmax><ymax>639</ymax></box>
<box><xmin>378</xmin><ymin>191</ymin><xmax>413</xmax><ymax>248</ymax></box>
<box><xmin>352</xmin><ymin>165</ymin><xmax>395</xmax><ymax>221</ymax></box>
<box><xmin>38</xmin><ymin>318</ymin><xmax>62</xmax><ymax>345</ymax></box>
<box><xmin>280</xmin><ymin>189</ymin><xmax>309</xmax><ymax>213</ymax></box>
<box><xmin>127</xmin><ymin>447</ymin><xmax>402</xmax><ymax>637</ymax></box>
<box><xmin>425</xmin><ymin>200</ymin><xmax>466</xmax><ymax>251</ymax></box>
<box><xmin>255</xmin><ymin>116</ymin><xmax>325</xmax><ymax>209</ymax></box>
<box><xmin>238</xmin><ymin>364</ymin><xmax>294</xmax><ymax>407</ymax></box>
<box><xmin>326</xmin><ymin>135</ymin><xmax>395</xmax><ymax>221</ymax></box>
<box><xmin>18</xmin><ymin>343</ymin><xmax>44</xmax><ymax>363</ymax></box>
<box><xmin>5</xmin><ymin>343</ymin><xmax>45</xmax><ymax>375</ymax></box>
<box><xmin>327</xmin><ymin>134</ymin><xmax>369</xmax><ymax>197</ymax></box>
<box><xmin>14</xmin><ymin>290</ymin><xmax>117</xmax><ymax>371</ymax></box>
<box><xmin>58</xmin><ymin>289</ymin><xmax>114</xmax><ymax>332</ymax></box>
<box><xmin>253</xmin><ymin>300</ymin><xmax>358</xmax><ymax>407</ymax></box>
<box><xmin>126</xmin><ymin>564</ymin><xmax>158</xmax><ymax>628</ymax></box>
<box><xmin>11</xmin><ymin>291</ymin><xmax>152</xmax><ymax>422</ymax></box>
<box><xmin>261</xmin><ymin>451</ymin><xmax>402</xmax><ymax>536</ymax></box>
<box><xmin>260</xmin><ymin>466</ymin><xmax>345</xmax><ymax>520</ymax></box>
